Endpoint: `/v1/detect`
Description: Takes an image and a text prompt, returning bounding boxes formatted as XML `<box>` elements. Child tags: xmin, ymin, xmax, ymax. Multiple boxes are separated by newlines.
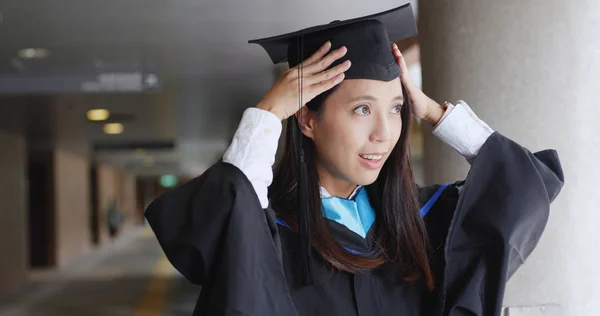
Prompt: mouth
<box><xmin>358</xmin><ymin>153</ymin><xmax>386</xmax><ymax>169</ymax></box>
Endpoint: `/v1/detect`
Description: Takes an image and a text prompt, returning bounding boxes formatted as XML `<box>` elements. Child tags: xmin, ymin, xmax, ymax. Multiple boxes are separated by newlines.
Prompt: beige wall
<box><xmin>120</xmin><ymin>173</ymin><xmax>138</xmax><ymax>225</ymax></box>
<box><xmin>98</xmin><ymin>164</ymin><xmax>138</xmax><ymax>232</ymax></box>
<box><xmin>0</xmin><ymin>131</ymin><xmax>28</xmax><ymax>296</ymax></box>
<box><xmin>97</xmin><ymin>163</ymin><xmax>118</xmax><ymax>244</ymax></box>
<box><xmin>53</xmin><ymin>150</ymin><xmax>91</xmax><ymax>267</ymax></box>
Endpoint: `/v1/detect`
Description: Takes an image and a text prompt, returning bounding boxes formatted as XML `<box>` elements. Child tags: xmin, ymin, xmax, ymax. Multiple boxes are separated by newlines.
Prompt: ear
<box><xmin>295</xmin><ymin>106</ymin><xmax>317</xmax><ymax>140</ymax></box>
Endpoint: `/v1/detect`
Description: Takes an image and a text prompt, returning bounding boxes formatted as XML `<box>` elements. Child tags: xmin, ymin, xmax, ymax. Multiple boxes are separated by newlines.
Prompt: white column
<box><xmin>418</xmin><ymin>1</ymin><xmax>600</xmax><ymax>315</ymax></box>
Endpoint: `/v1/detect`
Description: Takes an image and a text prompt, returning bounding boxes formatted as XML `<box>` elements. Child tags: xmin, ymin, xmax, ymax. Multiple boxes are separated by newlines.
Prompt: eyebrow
<box><xmin>392</xmin><ymin>95</ymin><xmax>404</xmax><ymax>102</ymax></box>
<box><xmin>347</xmin><ymin>94</ymin><xmax>404</xmax><ymax>103</ymax></box>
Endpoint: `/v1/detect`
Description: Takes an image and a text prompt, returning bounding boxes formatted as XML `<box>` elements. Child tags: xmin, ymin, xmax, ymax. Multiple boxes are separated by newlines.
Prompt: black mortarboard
<box><xmin>250</xmin><ymin>3</ymin><xmax>417</xmax><ymax>81</ymax></box>
<box><xmin>249</xmin><ymin>3</ymin><xmax>417</xmax><ymax>285</ymax></box>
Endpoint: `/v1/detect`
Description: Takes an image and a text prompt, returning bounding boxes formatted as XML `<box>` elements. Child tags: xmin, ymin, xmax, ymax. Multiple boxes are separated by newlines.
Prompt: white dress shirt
<box><xmin>223</xmin><ymin>100</ymin><xmax>494</xmax><ymax>208</ymax></box>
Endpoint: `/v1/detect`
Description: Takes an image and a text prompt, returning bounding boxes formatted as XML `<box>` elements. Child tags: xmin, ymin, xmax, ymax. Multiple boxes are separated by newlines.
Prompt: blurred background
<box><xmin>0</xmin><ymin>0</ymin><xmax>598</xmax><ymax>315</ymax></box>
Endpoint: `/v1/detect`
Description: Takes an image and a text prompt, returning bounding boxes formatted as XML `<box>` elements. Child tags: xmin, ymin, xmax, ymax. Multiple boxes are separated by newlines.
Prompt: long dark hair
<box><xmin>268</xmin><ymin>82</ymin><xmax>434</xmax><ymax>290</ymax></box>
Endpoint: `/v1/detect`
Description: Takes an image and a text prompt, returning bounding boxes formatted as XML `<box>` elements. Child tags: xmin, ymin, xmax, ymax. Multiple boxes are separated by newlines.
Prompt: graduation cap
<box><xmin>250</xmin><ymin>3</ymin><xmax>417</xmax><ymax>80</ymax></box>
<box><xmin>249</xmin><ymin>3</ymin><xmax>418</xmax><ymax>285</ymax></box>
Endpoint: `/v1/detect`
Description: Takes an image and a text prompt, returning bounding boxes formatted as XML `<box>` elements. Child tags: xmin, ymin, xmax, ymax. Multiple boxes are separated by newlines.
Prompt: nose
<box><xmin>369</xmin><ymin>114</ymin><xmax>392</xmax><ymax>143</ymax></box>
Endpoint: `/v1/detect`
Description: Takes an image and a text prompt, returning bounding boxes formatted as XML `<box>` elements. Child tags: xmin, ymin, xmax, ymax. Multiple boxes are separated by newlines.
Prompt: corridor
<box><xmin>0</xmin><ymin>227</ymin><xmax>199</xmax><ymax>316</ymax></box>
<box><xmin>0</xmin><ymin>0</ymin><xmax>597</xmax><ymax>314</ymax></box>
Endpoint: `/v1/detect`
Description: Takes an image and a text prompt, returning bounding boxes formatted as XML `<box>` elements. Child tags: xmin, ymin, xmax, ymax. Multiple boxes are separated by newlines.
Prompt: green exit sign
<box><xmin>160</xmin><ymin>174</ymin><xmax>178</xmax><ymax>188</ymax></box>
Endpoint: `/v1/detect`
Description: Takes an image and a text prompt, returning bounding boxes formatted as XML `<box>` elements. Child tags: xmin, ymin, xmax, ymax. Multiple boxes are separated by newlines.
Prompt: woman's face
<box><xmin>302</xmin><ymin>78</ymin><xmax>405</xmax><ymax>195</ymax></box>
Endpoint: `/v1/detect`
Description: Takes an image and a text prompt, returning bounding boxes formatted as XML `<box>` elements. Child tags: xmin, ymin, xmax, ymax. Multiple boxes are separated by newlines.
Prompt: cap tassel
<box><xmin>298</xmin><ymin>149</ymin><xmax>312</xmax><ymax>285</ymax></box>
<box><xmin>297</xmin><ymin>32</ymin><xmax>313</xmax><ymax>286</ymax></box>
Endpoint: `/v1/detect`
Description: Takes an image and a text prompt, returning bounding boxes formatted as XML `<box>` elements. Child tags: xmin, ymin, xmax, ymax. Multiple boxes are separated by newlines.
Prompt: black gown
<box><xmin>144</xmin><ymin>131</ymin><xmax>564</xmax><ymax>316</ymax></box>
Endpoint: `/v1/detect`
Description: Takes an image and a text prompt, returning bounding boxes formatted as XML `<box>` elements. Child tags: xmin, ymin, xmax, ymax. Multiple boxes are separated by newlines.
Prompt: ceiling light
<box><xmin>103</xmin><ymin>123</ymin><xmax>123</xmax><ymax>135</ymax></box>
<box><xmin>87</xmin><ymin>109</ymin><xmax>110</xmax><ymax>121</ymax></box>
<box><xmin>18</xmin><ymin>48</ymin><xmax>49</xmax><ymax>59</ymax></box>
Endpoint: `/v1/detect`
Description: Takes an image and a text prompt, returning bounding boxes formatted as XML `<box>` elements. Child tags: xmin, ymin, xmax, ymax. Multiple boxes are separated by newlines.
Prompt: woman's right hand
<box><xmin>256</xmin><ymin>41</ymin><xmax>351</xmax><ymax>120</ymax></box>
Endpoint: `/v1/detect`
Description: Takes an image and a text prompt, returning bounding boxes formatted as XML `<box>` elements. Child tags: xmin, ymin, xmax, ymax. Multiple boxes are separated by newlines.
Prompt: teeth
<box><xmin>360</xmin><ymin>154</ymin><xmax>382</xmax><ymax>160</ymax></box>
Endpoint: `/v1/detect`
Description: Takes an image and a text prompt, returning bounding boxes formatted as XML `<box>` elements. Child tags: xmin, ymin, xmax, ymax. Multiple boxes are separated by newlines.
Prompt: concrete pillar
<box><xmin>53</xmin><ymin>150</ymin><xmax>92</xmax><ymax>266</ymax></box>
<box><xmin>119</xmin><ymin>173</ymin><xmax>138</xmax><ymax>225</ymax></box>
<box><xmin>51</xmin><ymin>100</ymin><xmax>93</xmax><ymax>266</ymax></box>
<box><xmin>0</xmin><ymin>131</ymin><xmax>28</xmax><ymax>296</ymax></box>
<box><xmin>418</xmin><ymin>1</ymin><xmax>600</xmax><ymax>315</ymax></box>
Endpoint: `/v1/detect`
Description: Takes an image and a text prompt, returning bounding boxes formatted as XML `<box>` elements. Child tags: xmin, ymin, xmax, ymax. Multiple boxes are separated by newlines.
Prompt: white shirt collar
<box><xmin>319</xmin><ymin>185</ymin><xmax>363</xmax><ymax>200</ymax></box>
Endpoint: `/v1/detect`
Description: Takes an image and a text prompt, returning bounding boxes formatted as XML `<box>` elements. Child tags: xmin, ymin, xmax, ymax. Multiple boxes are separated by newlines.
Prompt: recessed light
<box><xmin>87</xmin><ymin>109</ymin><xmax>110</xmax><ymax>121</ymax></box>
<box><xmin>103</xmin><ymin>123</ymin><xmax>123</xmax><ymax>135</ymax></box>
<box><xmin>18</xmin><ymin>48</ymin><xmax>49</xmax><ymax>59</ymax></box>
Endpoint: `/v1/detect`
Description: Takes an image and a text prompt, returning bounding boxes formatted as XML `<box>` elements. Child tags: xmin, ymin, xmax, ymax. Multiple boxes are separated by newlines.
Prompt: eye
<box><xmin>390</xmin><ymin>104</ymin><xmax>402</xmax><ymax>114</ymax></box>
<box><xmin>353</xmin><ymin>104</ymin><xmax>371</xmax><ymax>116</ymax></box>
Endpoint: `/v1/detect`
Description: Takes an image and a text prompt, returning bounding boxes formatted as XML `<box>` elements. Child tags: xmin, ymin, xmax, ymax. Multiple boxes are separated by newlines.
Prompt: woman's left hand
<box><xmin>392</xmin><ymin>43</ymin><xmax>445</xmax><ymax>126</ymax></box>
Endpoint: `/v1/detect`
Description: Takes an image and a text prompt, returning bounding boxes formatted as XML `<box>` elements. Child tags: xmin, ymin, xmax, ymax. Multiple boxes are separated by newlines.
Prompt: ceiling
<box><xmin>0</xmin><ymin>0</ymin><xmax>418</xmax><ymax>176</ymax></box>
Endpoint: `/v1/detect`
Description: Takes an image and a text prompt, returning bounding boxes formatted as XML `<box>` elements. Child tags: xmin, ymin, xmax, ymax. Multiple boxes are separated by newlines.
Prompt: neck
<box><xmin>317</xmin><ymin>165</ymin><xmax>358</xmax><ymax>199</ymax></box>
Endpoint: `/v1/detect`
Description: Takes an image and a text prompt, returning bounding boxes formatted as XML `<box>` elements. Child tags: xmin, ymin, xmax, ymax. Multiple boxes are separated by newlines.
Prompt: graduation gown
<box><xmin>144</xmin><ymin>131</ymin><xmax>564</xmax><ymax>316</ymax></box>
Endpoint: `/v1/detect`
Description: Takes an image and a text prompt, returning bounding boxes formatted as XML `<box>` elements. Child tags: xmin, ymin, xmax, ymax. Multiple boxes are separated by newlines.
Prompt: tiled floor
<box><xmin>0</xmin><ymin>227</ymin><xmax>199</xmax><ymax>316</ymax></box>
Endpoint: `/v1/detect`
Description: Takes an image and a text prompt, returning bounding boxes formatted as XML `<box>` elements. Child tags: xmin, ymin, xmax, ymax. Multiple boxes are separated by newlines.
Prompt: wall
<box><xmin>97</xmin><ymin>163</ymin><xmax>118</xmax><ymax>244</ymax></box>
<box><xmin>53</xmin><ymin>150</ymin><xmax>91</xmax><ymax>267</ymax></box>
<box><xmin>0</xmin><ymin>131</ymin><xmax>28</xmax><ymax>296</ymax></box>
<box><xmin>119</xmin><ymin>173</ymin><xmax>138</xmax><ymax>225</ymax></box>
<box><xmin>96</xmin><ymin>163</ymin><xmax>138</xmax><ymax>237</ymax></box>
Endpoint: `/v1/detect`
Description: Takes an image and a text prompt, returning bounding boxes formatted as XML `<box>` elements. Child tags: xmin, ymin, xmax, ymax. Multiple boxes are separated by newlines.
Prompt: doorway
<box><xmin>27</xmin><ymin>151</ymin><xmax>56</xmax><ymax>268</ymax></box>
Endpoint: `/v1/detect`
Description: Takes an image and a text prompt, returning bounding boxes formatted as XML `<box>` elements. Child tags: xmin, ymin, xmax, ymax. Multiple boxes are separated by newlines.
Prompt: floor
<box><xmin>0</xmin><ymin>157</ymin><xmax>426</xmax><ymax>316</ymax></box>
<box><xmin>0</xmin><ymin>227</ymin><xmax>200</xmax><ymax>316</ymax></box>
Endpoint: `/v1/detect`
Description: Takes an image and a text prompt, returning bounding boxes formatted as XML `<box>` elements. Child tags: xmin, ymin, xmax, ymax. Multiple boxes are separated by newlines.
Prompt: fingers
<box><xmin>305</xmin><ymin>59</ymin><xmax>351</xmax><ymax>85</ymax></box>
<box><xmin>285</xmin><ymin>42</ymin><xmax>344</xmax><ymax>80</ymax></box>
<box><xmin>302</xmin><ymin>41</ymin><xmax>332</xmax><ymax>65</ymax></box>
<box><xmin>306</xmin><ymin>72</ymin><xmax>345</xmax><ymax>99</ymax></box>
<box><xmin>392</xmin><ymin>43</ymin><xmax>407</xmax><ymax>71</ymax></box>
<box><xmin>283</xmin><ymin>42</ymin><xmax>349</xmax><ymax>105</ymax></box>
<box><xmin>303</xmin><ymin>46</ymin><xmax>348</xmax><ymax>75</ymax></box>
<box><xmin>392</xmin><ymin>43</ymin><xmax>412</xmax><ymax>86</ymax></box>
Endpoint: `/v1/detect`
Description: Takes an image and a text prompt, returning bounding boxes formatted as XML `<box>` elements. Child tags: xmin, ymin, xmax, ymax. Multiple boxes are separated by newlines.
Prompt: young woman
<box><xmin>145</xmin><ymin>5</ymin><xmax>564</xmax><ymax>316</ymax></box>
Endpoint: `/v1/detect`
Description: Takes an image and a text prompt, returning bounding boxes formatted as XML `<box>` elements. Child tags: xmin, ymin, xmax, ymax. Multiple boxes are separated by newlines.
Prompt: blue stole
<box><xmin>321</xmin><ymin>187</ymin><xmax>375</xmax><ymax>238</ymax></box>
<box><xmin>320</xmin><ymin>184</ymin><xmax>450</xmax><ymax>238</ymax></box>
<box><xmin>276</xmin><ymin>184</ymin><xmax>451</xmax><ymax>240</ymax></box>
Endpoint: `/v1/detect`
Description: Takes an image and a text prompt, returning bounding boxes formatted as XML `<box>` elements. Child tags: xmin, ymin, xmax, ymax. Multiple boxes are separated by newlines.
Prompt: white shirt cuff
<box><xmin>223</xmin><ymin>108</ymin><xmax>282</xmax><ymax>209</ymax></box>
<box><xmin>432</xmin><ymin>100</ymin><xmax>494</xmax><ymax>163</ymax></box>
